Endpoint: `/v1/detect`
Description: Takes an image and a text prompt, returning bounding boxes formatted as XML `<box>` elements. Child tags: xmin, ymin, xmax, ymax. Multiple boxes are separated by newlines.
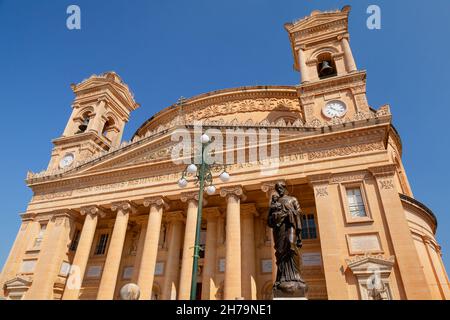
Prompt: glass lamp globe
<box><xmin>178</xmin><ymin>178</ymin><xmax>188</xmax><ymax>188</ymax></box>
<box><xmin>206</xmin><ymin>185</ymin><xmax>216</xmax><ymax>195</ymax></box>
<box><xmin>219</xmin><ymin>171</ymin><xmax>230</xmax><ymax>182</ymax></box>
<box><xmin>200</xmin><ymin>134</ymin><xmax>210</xmax><ymax>144</ymax></box>
<box><xmin>187</xmin><ymin>164</ymin><xmax>197</xmax><ymax>174</ymax></box>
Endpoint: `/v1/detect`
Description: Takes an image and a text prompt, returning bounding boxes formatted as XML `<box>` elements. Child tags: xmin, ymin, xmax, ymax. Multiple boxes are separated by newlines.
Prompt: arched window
<box><xmin>102</xmin><ymin>119</ymin><xmax>114</xmax><ymax>137</ymax></box>
<box><xmin>317</xmin><ymin>52</ymin><xmax>337</xmax><ymax>79</ymax></box>
<box><xmin>76</xmin><ymin>111</ymin><xmax>92</xmax><ymax>134</ymax></box>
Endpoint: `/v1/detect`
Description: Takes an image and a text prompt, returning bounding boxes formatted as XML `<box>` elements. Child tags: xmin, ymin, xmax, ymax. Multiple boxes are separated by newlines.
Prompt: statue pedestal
<box><xmin>272</xmin><ymin>281</ymin><xmax>308</xmax><ymax>300</ymax></box>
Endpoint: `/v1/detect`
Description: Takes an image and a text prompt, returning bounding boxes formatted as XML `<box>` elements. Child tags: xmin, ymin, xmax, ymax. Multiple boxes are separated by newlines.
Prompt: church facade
<box><xmin>1</xmin><ymin>6</ymin><xmax>449</xmax><ymax>300</ymax></box>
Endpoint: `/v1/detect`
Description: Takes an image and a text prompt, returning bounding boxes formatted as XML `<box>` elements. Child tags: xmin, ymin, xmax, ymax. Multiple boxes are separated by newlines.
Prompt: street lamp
<box><xmin>177</xmin><ymin>133</ymin><xmax>230</xmax><ymax>300</ymax></box>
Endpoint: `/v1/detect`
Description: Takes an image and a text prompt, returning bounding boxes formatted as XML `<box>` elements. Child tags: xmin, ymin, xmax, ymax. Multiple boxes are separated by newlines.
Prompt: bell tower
<box><xmin>285</xmin><ymin>6</ymin><xmax>370</xmax><ymax>124</ymax></box>
<box><xmin>47</xmin><ymin>72</ymin><xmax>140</xmax><ymax>170</ymax></box>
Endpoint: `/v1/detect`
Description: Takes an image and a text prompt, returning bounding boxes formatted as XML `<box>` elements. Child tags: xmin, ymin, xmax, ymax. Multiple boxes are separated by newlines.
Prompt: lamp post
<box><xmin>177</xmin><ymin>133</ymin><xmax>230</xmax><ymax>300</ymax></box>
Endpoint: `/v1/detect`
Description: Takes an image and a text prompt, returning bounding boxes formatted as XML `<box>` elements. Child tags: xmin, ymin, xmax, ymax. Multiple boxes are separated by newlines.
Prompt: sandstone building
<box><xmin>1</xmin><ymin>6</ymin><xmax>449</xmax><ymax>300</ymax></box>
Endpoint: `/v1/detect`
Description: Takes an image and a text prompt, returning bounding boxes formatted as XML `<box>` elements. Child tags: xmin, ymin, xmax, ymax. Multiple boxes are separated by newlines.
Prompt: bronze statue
<box><xmin>268</xmin><ymin>182</ymin><xmax>308</xmax><ymax>298</ymax></box>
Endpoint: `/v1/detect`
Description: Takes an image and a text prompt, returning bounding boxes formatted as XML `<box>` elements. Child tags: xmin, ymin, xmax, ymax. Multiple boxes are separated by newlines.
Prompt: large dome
<box><xmin>132</xmin><ymin>85</ymin><xmax>303</xmax><ymax>139</ymax></box>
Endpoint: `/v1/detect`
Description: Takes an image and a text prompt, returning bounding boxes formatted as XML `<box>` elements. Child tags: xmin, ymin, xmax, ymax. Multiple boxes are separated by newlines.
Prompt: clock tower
<box><xmin>285</xmin><ymin>5</ymin><xmax>370</xmax><ymax>124</ymax></box>
<box><xmin>47</xmin><ymin>72</ymin><xmax>139</xmax><ymax>170</ymax></box>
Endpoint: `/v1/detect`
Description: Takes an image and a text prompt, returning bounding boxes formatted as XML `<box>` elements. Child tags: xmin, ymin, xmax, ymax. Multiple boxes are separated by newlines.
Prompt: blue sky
<box><xmin>1</xmin><ymin>0</ymin><xmax>449</xmax><ymax>276</ymax></box>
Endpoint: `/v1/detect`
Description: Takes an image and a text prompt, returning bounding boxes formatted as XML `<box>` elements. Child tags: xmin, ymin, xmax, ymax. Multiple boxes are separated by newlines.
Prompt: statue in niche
<box><xmin>267</xmin><ymin>181</ymin><xmax>308</xmax><ymax>298</ymax></box>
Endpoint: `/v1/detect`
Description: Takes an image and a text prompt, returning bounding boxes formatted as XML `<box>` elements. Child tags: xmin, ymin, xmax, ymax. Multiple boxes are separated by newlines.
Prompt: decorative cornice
<box><xmin>399</xmin><ymin>193</ymin><xmax>438</xmax><ymax>231</ymax></box>
<box><xmin>368</xmin><ymin>164</ymin><xmax>397</xmax><ymax>178</ymax></box>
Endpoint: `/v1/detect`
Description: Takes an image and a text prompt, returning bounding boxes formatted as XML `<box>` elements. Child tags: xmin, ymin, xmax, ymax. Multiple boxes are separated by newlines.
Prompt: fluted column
<box><xmin>137</xmin><ymin>197</ymin><xmax>168</xmax><ymax>300</ymax></box>
<box><xmin>220</xmin><ymin>186</ymin><xmax>246</xmax><ymax>300</ymax></box>
<box><xmin>26</xmin><ymin>210</ymin><xmax>75</xmax><ymax>299</ymax></box>
<box><xmin>201</xmin><ymin>208</ymin><xmax>221</xmax><ymax>300</ymax></box>
<box><xmin>178</xmin><ymin>192</ymin><xmax>199</xmax><ymax>300</ymax></box>
<box><xmin>241</xmin><ymin>204</ymin><xmax>258</xmax><ymax>300</ymax></box>
<box><xmin>97</xmin><ymin>201</ymin><xmax>136</xmax><ymax>300</ymax></box>
<box><xmin>162</xmin><ymin>211</ymin><xmax>184</xmax><ymax>300</ymax></box>
<box><xmin>339</xmin><ymin>34</ymin><xmax>357</xmax><ymax>73</ymax></box>
<box><xmin>63</xmin><ymin>206</ymin><xmax>105</xmax><ymax>300</ymax></box>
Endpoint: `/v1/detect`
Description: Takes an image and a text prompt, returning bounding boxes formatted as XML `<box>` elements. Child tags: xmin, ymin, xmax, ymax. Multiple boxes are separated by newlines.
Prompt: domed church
<box><xmin>1</xmin><ymin>6</ymin><xmax>448</xmax><ymax>300</ymax></box>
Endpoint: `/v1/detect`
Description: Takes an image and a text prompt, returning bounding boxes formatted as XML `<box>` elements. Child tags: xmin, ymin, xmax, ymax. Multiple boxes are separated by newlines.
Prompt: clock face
<box><xmin>322</xmin><ymin>100</ymin><xmax>347</xmax><ymax>118</ymax></box>
<box><xmin>59</xmin><ymin>153</ymin><xmax>74</xmax><ymax>168</ymax></box>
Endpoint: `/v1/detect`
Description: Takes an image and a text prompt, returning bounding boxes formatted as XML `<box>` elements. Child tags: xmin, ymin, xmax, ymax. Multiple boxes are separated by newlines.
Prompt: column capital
<box><xmin>307</xmin><ymin>173</ymin><xmax>332</xmax><ymax>186</ymax></box>
<box><xmin>261</xmin><ymin>180</ymin><xmax>286</xmax><ymax>198</ymax></box>
<box><xmin>220</xmin><ymin>186</ymin><xmax>246</xmax><ymax>201</ymax></box>
<box><xmin>369</xmin><ymin>164</ymin><xmax>397</xmax><ymax>178</ymax></box>
<box><xmin>241</xmin><ymin>203</ymin><xmax>259</xmax><ymax>218</ymax></box>
<box><xmin>180</xmin><ymin>191</ymin><xmax>199</xmax><ymax>204</ymax></box>
<box><xmin>50</xmin><ymin>209</ymin><xmax>77</xmax><ymax>223</ymax></box>
<box><xmin>111</xmin><ymin>201</ymin><xmax>138</xmax><ymax>215</ymax></box>
<box><xmin>80</xmin><ymin>205</ymin><xmax>106</xmax><ymax>218</ymax></box>
<box><xmin>165</xmin><ymin>211</ymin><xmax>185</xmax><ymax>224</ymax></box>
<box><xmin>203</xmin><ymin>207</ymin><xmax>222</xmax><ymax>221</ymax></box>
<box><xmin>143</xmin><ymin>197</ymin><xmax>169</xmax><ymax>210</ymax></box>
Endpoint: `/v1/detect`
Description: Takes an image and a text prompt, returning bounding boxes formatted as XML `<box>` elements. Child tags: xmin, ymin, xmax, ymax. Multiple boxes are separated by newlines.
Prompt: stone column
<box><xmin>201</xmin><ymin>208</ymin><xmax>221</xmax><ymax>300</ymax></box>
<box><xmin>240</xmin><ymin>204</ymin><xmax>258</xmax><ymax>300</ymax></box>
<box><xmin>136</xmin><ymin>197</ymin><xmax>168</xmax><ymax>300</ymax></box>
<box><xmin>87</xmin><ymin>99</ymin><xmax>106</xmax><ymax>134</ymax></box>
<box><xmin>220</xmin><ymin>186</ymin><xmax>246</xmax><ymax>300</ymax></box>
<box><xmin>26</xmin><ymin>210</ymin><xmax>75</xmax><ymax>299</ymax></box>
<box><xmin>308</xmin><ymin>174</ymin><xmax>349</xmax><ymax>300</ymax></box>
<box><xmin>97</xmin><ymin>201</ymin><xmax>136</xmax><ymax>300</ymax></box>
<box><xmin>63</xmin><ymin>206</ymin><xmax>105</xmax><ymax>300</ymax></box>
<box><xmin>178</xmin><ymin>192</ymin><xmax>199</xmax><ymax>300</ymax></box>
<box><xmin>298</xmin><ymin>47</ymin><xmax>310</xmax><ymax>83</ymax></box>
<box><xmin>369</xmin><ymin>165</ymin><xmax>432</xmax><ymax>299</ymax></box>
<box><xmin>131</xmin><ymin>217</ymin><xmax>148</xmax><ymax>284</ymax></box>
<box><xmin>161</xmin><ymin>212</ymin><xmax>184</xmax><ymax>300</ymax></box>
<box><xmin>332</xmin><ymin>53</ymin><xmax>346</xmax><ymax>76</ymax></box>
<box><xmin>339</xmin><ymin>34</ymin><xmax>357</xmax><ymax>73</ymax></box>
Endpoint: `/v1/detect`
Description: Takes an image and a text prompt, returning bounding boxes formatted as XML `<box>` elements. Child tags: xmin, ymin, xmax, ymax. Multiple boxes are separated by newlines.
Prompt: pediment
<box><xmin>286</xmin><ymin>10</ymin><xmax>349</xmax><ymax>34</ymax></box>
<box><xmin>65</xmin><ymin>132</ymin><xmax>177</xmax><ymax>176</ymax></box>
<box><xmin>346</xmin><ymin>255</ymin><xmax>395</xmax><ymax>275</ymax></box>
<box><xmin>4</xmin><ymin>276</ymin><xmax>32</xmax><ymax>289</ymax></box>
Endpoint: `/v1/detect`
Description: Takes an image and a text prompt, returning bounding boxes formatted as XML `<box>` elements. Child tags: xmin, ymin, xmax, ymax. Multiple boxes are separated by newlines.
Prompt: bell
<box><xmin>78</xmin><ymin>118</ymin><xmax>89</xmax><ymax>133</ymax></box>
<box><xmin>319</xmin><ymin>60</ymin><xmax>334</xmax><ymax>77</ymax></box>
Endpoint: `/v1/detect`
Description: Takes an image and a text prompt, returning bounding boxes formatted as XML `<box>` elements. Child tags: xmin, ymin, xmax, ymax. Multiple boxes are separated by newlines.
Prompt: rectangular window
<box><xmin>346</xmin><ymin>187</ymin><xmax>367</xmax><ymax>218</ymax></box>
<box><xmin>70</xmin><ymin>229</ymin><xmax>81</xmax><ymax>252</ymax></box>
<box><xmin>94</xmin><ymin>233</ymin><xmax>109</xmax><ymax>255</ymax></box>
<box><xmin>301</xmin><ymin>214</ymin><xmax>317</xmax><ymax>240</ymax></box>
